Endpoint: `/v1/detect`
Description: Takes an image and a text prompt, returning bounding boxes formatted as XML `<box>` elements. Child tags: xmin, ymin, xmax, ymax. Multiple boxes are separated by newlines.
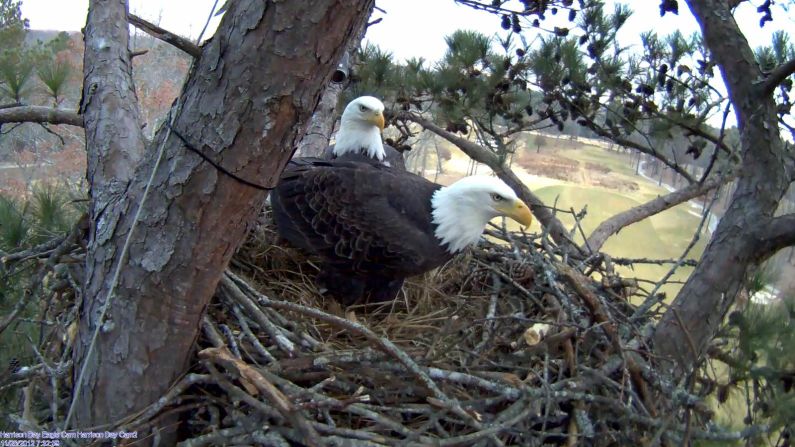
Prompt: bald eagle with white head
<box><xmin>271</xmin><ymin>159</ymin><xmax>533</xmax><ymax>305</ymax></box>
<box><xmin>322</xmin><ymin>96</ymin><xmax>406</xmax><ymax>170</ymax></box>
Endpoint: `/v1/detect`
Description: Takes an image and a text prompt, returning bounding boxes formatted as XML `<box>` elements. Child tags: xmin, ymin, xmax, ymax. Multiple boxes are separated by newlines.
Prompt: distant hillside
<box><xmin>26</xmin><ymin>29</ymin><xmax>68</xmax><ymax>44</ymax></box>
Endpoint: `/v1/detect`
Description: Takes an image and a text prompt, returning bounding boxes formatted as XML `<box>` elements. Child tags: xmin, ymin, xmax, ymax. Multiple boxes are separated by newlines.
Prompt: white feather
<box><xmin>333</xmin><ymin>96</ymin><xmax>385</xmax><ymax>161</ymax></box>
<box><xmin>431</xmin><ymin>176</ymin><xmax>519</xmax><ymax>253</ymax></box>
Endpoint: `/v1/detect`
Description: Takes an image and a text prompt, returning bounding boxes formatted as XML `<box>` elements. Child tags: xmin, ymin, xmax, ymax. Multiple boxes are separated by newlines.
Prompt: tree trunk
<box><xmin>73</xmin><ymin>0</ymin><xmax>373</xmax><ymax>432</ymax></box>
<box><xmin>294</xmin><ymin>82</ymin><xmax>345</xmax><ymax>157</ymax></box>
<box><xmin>653</xmin><ymin>0</ymin><xmax>792</xmax><ymax>377</ymax></box>
<box><xmin>294</xmin><ymin>21</ymin><xmax>369</xmax><ymax>158</ymax></box>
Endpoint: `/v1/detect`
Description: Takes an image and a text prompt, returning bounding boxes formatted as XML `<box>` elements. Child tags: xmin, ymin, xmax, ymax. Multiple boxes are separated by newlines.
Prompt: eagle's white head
<box><xmin>333</xmin><ymin>96</ymin><xmax>386</xmax><ymax>161</ymax></box>
<box><xmin>431</xmin><ymin>176</ymin><xmax>533</xmax><ymax>253</ymax></box>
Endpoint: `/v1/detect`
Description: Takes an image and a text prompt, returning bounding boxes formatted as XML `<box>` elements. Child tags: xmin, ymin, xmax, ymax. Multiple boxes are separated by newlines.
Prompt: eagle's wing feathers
<box><xmin>273</xmin><ymin>160</ymin><xmax>441</xmax><ymax>277</ymax></box>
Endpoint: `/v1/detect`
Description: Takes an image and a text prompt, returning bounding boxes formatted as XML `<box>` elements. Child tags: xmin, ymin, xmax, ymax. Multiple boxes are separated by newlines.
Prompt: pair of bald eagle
<box><xmin>271</xmin><ymin>97</ymin><xmax>533</xmax><ymax>305</ymax></box>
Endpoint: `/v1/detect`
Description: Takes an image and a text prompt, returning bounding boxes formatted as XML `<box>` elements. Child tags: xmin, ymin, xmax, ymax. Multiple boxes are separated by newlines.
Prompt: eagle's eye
<box><xmin>359</xmin><ymin>105</ymin><xmax>369</xmax><ymax>112</ymax></box>
<box><xmin>491</xmin><ymin>193</ymin><xmax>505</xmax><ymax>202</ymax></box>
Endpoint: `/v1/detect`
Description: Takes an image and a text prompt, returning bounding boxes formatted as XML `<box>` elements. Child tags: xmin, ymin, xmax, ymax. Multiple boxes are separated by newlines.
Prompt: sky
<box><xmin>20</xmin><ymin>0</ymin><xmax>792</xmax><ymax>64</ymax></box>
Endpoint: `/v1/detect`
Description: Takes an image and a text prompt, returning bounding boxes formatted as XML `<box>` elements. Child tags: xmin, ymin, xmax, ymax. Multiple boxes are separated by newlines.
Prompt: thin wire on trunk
<box><xmin>63</xmin><ymin>103</ymin><xmax>183</xmax><ymax>430</ymax></box>
<box><xmin>65</xmin><ymin>2</ymin><xmax>224</xmax><ymax>427</ymax></box>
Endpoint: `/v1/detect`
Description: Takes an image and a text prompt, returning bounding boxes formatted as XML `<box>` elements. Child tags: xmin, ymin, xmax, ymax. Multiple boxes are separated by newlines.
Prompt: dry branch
<box><xmin>761</xmin><ymin>57</ymin><xmax>795</xmax><ymax>96</ymax></box>
<box><xmin>0</xmin><ymin>106</ymin><xmax>82</xmax><ymax>127</ymax></box>
<box><xmin>585</xmin><ymin>173</ymin><xmax>731</xmax><ymax>251</ymax></box>
<box><xmin>127</xmin><ymin>13</ymin><xmax>202</xmax><ymax>58</ymax></box>
<box><xmin>756</xmin><ymin>213</ymin><xmax>795</xmax><ymax>260</ymax></box>
<box><xmin>199</xmin><ymin>346</ymin><xmax>322</xmax><ymax>446</ymax></box>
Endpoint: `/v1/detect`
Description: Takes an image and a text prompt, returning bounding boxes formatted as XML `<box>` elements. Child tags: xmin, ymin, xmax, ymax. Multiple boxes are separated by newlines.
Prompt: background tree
<box><xmin>533</xmin><ymin>133</ymin><xmax>548</xmax><ymax>152</ymax></box>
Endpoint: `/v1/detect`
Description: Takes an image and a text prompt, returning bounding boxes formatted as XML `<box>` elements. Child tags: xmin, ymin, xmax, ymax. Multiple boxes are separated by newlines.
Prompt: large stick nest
<box><xmin>3</xmin><ymin>208</ymin><xmax>742</xmax><ymax>446</ymax></box>
<box><xmin>176</xmin><ymin>209</ymin><xmax>713</xmax><ymax>446</ymax></box>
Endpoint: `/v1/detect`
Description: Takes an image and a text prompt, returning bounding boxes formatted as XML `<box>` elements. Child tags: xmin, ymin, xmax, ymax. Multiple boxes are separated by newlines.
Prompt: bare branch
<box><xmin>0</xmin><ymin>102</ymin><xmax>23</xmax><ymax>110</ymax></box>
<box><xmin>760</xmin><ymin>57</ymin><xmax>795</xmax><ymax>96</ymax></box>
<box><xmin>586</xmin><ymin>174</ymin><xmax>732</xmax><ymax>252</ymax></box>
<box><xmin>127</xmin><ymin>13</ymin><xmax>202</xmax><ymax>58</ymax></box>
<box><xmin>755</xmin><ymin>213</ymin><xmax>795</xmax><ymax>260</ymax></box>
<box><xmin>400</xmin><ymin>111</ymin><xmax>580</xmax><ymax>252</ymax></box>
<box><xmin>0</xmin><ymin>106</ymin><xmax>82</xmax><ymax>127</ymax></box>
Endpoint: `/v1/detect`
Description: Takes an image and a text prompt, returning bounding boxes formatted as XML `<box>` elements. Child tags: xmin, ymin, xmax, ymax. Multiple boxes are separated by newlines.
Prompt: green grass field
<box><xmin>483</xmin><ymin>143</ymin><xmax>709</xmax><ymax>300</ymax></box>
<box><xmin>530</xmin><ymin>183</ymin><xmax>707</xmax><ymax>300</ymax></box>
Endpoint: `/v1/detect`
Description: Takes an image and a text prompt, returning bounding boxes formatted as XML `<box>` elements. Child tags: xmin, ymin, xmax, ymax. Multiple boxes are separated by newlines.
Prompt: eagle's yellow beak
<box><xmin>370</xmin><ymin>112</ymin><xmax>385</xmax><ymax>132</ymax></box>
<box><xmin>498</xmin><ymin>200</ymin><xmax>533</xmax><ymax>227</ymax></box>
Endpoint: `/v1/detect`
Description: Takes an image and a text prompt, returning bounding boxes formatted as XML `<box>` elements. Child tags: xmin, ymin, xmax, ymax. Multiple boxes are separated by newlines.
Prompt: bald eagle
<box><xmin>271</xmin><ymin>159</ymin><xmax>533</xmax><ymax>305</ymax></box>
<box><xmin>322</xmin><ymin>96</ymin><xmax>406</xmax><ymax>170</ymax></box>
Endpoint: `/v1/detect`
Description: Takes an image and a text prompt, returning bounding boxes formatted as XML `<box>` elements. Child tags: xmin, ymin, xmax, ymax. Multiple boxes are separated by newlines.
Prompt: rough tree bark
<box><xmin>73</xmin><ymin>0</ymin><xmax>373</xmax><ymax>432</ymax></box>
<box><xmin>295</xmin><ymin>81</ymin><xmax>347</xmax><ymax>157</ymax></box>
<box><xmin>294</xmin><ymin>25</ymin><xmax>365</xmax><ymax>158</ymax></box>
<box><xmin>653</xmin><ymin>0</ymin><xmax>795</xmax><ymax>376</ymax></box>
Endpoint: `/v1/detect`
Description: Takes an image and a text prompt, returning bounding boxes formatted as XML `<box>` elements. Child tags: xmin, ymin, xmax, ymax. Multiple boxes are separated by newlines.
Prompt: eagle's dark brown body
<box><xmin>271</xmin><ymin>158</ymin><xmax>452</xmax><ymax>304</ymax></box>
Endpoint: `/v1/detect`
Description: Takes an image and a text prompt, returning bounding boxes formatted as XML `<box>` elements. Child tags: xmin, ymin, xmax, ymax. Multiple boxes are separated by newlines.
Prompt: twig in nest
<box><xmin>475</xmin><ymin>273</ymin><xmax>501</xmax><ymax>353</ymax></box>
<box><xmin>201</xmin><ymin>315</ymin><xmax>226</xmax><ymax>348</ymax></box>
<box><xmin>222</xmin><ymin>272</ymin><xmax>498</xmax><ymax>441</ymax></box>
<box><xmin>199</xmin><ymin>346</ymin><xmax>322</xmax><ymax>446</ymax></box>
<box><xmin>436</xmin><ymin>398</ymin><xmax>538</xmax><ymax>446</ymax></box>
<box><xmin>473</xmin><ymin>259</ymin><xmax>543</xmax><ymax>307</ymax></box>
<box><xmin>555</xmin><ymin>263</ymin><xmax>621</xmax><ymax>353</ymax></box>
<box><xmin>204</xmin><ymin>363</ymin><xmax>281</xmax><ymax>420</ymax></box>
<box><xmin>119</xmin><ymin>374</ymin><xmax>212</xmax><ymax>433</ymax></box>
<box><xmin>231</xmin><ymin>304</ymin><xmax>279</xmax><ymax>365</ymax></box>
<box><xmin>219</xmin><ymin>324</ymin><xmax>241</xmax><ymax>358</ymax></box>
<box><xmin>220</xmin><ymin>278</ymin><xmax>296</xmax><ymax>356</ymax></box>
<box><xmin>260</xmin><ymin>367</ymin><xmax>420</xmax><ymax>439</ymax></box>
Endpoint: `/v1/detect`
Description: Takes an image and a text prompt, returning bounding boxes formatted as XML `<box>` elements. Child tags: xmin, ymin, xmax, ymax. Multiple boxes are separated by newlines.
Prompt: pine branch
<box><xmin>0</xmin><ymin>105</ymin><xmax>82</xmax><ymax>127</ymax></box>
<box><xmin>657</xmin><ymin>113</ymin><xmax>735</xmax><ymax>158</ymax></box>
<box><xmin>586</xmin><ymin>173</ymin><xmax>732</xmax><ymax>252</ymax></box>
<box><xmin>755</xmin><ymin>213</ymin><xmax>795</xmax><ymax>260</ymax></box>
<box><xmin>127</xmin><ymin>13</ymin><xmax>202</xmax><ymax>58</ymax></box>
<box><xmin>566</xmin><ymin>102</ymin><xmax>696</xmax><ymax>184</ymax></box>
<box><xmin>400</xmin><ymin>111</ymin><xmax>580</xmax><ymax>252</ymax></box>
<box><xmin>760</xmin><ymin>57</ymin><xmax>795</xmax><ymax>96</ymax></box>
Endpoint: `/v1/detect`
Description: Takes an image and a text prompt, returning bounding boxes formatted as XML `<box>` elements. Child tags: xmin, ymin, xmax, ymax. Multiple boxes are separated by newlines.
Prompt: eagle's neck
<box><xmin>431</xmin><ymin>185</ymin><xmax>493</xmax><ymax>254</ymax></box>
<box><xmin>334</xmin><ymin>119</ymin><xmax>385</xmax><ymax>161</ymax></box>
